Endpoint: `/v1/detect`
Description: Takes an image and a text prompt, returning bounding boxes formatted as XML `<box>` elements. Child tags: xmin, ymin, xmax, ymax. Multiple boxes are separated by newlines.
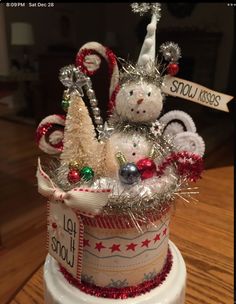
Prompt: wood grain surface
<box><xmin>0</xmin><ymin>119</ymin><xmax>47</xmax><ymax>304</ymax></box>
<box><xmin>10</xmin><ymin>166</ymin><xmax>233</xmax><ymax>304</ymax></box>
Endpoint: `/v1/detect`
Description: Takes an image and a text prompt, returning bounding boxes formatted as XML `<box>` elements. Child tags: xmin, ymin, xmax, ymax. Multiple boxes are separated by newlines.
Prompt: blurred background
<box><xmin>0</xmin><ymin>3</ymin><xmax>234</xmax><ymax>303</ymax></box>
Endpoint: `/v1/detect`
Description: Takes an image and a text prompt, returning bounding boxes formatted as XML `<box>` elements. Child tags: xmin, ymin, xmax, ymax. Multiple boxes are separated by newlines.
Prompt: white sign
<box><xmin>162</xmin><ymin>76</ymin><xmax>234</xmax><ymax>112</ymax></box>
<box><xmin>47</xmin><ymin>201</ymin><xmax>84</xmax><ymax>281</ymax></box>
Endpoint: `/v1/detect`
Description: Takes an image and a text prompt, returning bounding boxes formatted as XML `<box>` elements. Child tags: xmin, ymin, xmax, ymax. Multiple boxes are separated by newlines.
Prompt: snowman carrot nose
<box><xmin>137</xmin><ymin>98</ymin><xmax>143</xmax><ymax>105</ymax></box>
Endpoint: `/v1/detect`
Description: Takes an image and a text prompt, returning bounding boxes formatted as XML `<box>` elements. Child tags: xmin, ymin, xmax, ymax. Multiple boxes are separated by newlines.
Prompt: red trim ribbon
<box><xmin>59</xmin><ymin>248</ymin><xmax>173</xmax><ymax>299</ymax></box>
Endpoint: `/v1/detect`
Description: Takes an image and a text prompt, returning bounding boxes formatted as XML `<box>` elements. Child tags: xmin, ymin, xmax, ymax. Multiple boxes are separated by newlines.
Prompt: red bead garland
<box><xmin>105</xmin><ymin>47</ymin><xmax>118</xmax><ymax>78</ymax></box>
<box><xmin>60</xmin><ymin>248</ymin><xmax>173</xmax><ymax>299</ymax></box>
<box><xmin>157</xmin><ymin>151</ymin><xmax>204</xmax><ymax>182</ymax></box>
<box><xmin>134</xmin><ymin>151</ymin><xmax>203</xmax><ymax>182</ymax></box>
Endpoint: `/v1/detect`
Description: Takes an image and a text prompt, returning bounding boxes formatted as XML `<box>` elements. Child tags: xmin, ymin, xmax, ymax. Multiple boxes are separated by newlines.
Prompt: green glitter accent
<box><xmin>61</xmin><ymin>99</ymin><xmax>70</xmax><ymax>112</ymax></box>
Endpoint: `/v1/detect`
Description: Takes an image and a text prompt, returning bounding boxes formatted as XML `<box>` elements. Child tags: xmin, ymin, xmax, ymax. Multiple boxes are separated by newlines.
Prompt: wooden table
<box><xmin>10</xmin><ymin>166</ymin><xmax>234</xmax><ymax>304</ymax></box>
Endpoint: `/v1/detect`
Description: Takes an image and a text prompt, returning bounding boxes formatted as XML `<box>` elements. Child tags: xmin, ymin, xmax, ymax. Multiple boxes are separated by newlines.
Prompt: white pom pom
<box><xmin>140</xmin><ymin>54</ymin><xmax>150</xmax><ymax>65</ymax></box>
<box><xmin>173</xmin><ymin>132</ymin><xmax>205</xmax><ymax>156</ymax></box>
<box><xmin>144</xmin><ymin>38</ymin><xmax>152</xmax><ymax>49</ymax></box>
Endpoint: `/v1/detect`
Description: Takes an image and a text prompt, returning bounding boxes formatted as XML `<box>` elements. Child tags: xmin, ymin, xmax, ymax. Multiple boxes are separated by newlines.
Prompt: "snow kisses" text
<box><xmin>169</xmin><ymin>79</ymin><xmax>220</xmax><ymax>107</ymax></box>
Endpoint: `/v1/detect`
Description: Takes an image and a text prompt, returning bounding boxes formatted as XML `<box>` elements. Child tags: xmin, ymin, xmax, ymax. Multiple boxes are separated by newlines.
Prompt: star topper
<box><xmin>59</xmin><ymin>64</ymin><xmax>89</xmax><ymax>96</ymax></box>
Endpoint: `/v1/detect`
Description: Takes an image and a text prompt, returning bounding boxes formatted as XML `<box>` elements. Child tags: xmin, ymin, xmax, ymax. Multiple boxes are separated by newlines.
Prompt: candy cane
<box><xmin>75</xmin><ymin>41</ymin><xmax>120</xmax><ymax>113</ymax></box>
<box><xmin>36</xmin><ymin>114</ymin><xmax>65</xmax><ymax>154</ymax></box>
<box><xmin>156</xmin><ymin>151</ymin><xmax>204</xmax><ymax>182</ymax></box>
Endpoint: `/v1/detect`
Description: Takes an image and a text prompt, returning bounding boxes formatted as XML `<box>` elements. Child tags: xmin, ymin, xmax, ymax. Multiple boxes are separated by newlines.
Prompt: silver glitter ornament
<box><xmin>159</xmin><ymin>42</ymin><xmax>181</xmax><ymax>63</ymax></box>
<box><xmin>131</xmin><ymin>3</ymin><xmax>161</xmax><ymax>20</ymax></box>
<box><xmin>98</xmin><ymin>122</ymin><xmax>114</xmax><ymax>141</ymax></box>
<box><xmin>59</xmin><ymin>65</ymin><xmax>88</xmax><ymax>96</ymax></box>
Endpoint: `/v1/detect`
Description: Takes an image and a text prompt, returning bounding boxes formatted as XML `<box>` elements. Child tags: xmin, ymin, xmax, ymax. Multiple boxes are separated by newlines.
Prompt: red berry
<box><xmin>52</xmin><ymin>222</ymin><xmax>57</xmax><ymax>229</ymax></box>
<box><xmin>136</xmin><ymin>158</ymin><xmax>157</xmax><ymax>180</ymax></box>
<box><xmin>167</xmin><ymin>63</ymin><xmax>179</xmax><ymax>76</ymax></box>
<box><xmin>68</xmin><ymin>169</ymin><xmax>81</xmax><ymax>183</ymax></box>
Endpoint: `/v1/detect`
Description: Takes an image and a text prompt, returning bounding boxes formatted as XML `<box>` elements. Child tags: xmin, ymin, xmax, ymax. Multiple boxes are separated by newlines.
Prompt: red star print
<box><xmin>141</xmin><ymin>239</ymin><xmax>151</xmax><ymax>248</ymax></box>
<box><xmin>83</xmin><ymin>239</ymin><xmax>90</xmax><ymax>247</ymax></box>
<box><xmin>95</xmin><ymin>242</ymin><xmax>106</xmax><ymax>252</ymax></box>
<box><xmin>126</xmin><ymin>243</ymin><xmax>138</xmax><ymax>251</ymax></box>
<box><xmin>109</xmin><ymin>244</ymin><xmax>121</xmax><ymax>253</ymax></box>
<box><xmin>153</xmin><ymin>233</ymin><xmax>160</xmax><ymax>243</ymax></box>
<box><xmin>163</xmin><ymin>228</ymin><xmax>167</xmax><ymax>236</ymax></box>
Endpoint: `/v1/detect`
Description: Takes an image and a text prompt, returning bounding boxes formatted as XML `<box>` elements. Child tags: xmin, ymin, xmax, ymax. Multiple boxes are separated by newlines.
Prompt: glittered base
<box><xmin>59</xmin><ymin>249</ymin><xmax>172</xmax><ymax>299</ymax></box>
<box><xmin>44</xmin><ymin>240</ymin><xmax>186</xmax><ymax>304</ymax></box>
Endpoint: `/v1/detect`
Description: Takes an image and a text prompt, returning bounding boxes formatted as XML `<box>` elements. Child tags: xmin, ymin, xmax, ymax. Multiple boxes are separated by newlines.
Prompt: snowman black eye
<box><xmin>148</xmin><ymin>92</ymin><xmax>151</xmax><ymax>97</ymax></box>
<box><xmin>129</xmin><ymin>90</ymin><xmax>133</xmax><ymax>96</ymax></box>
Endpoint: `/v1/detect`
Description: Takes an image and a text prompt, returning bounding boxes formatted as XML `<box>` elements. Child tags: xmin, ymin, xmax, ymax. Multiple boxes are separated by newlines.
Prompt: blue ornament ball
<box><xmin>119</xmin><ymin>163</ymin><xmax>140</xmax><ymax>184</ymax></box>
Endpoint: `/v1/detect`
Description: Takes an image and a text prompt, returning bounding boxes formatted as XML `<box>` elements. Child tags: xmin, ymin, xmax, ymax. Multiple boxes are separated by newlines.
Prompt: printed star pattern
<box><xmin>153</xmin><ymin>233</ymin><xmax>160</xmax><ymax>243</ymax></box>
<box><xmin>83</xmin><ymin>239</ymin><xmax>90</xmax><ymax>247</ymax></box>
<box><xmin>85</xmin><ymin>226</ymin><xmax>169</xmax><ymax>255</ymax></box>
<box><xmin>109</xmin><ymin>244</ymin><xmax>121</xmax><ymax>253</ymax></box>
<box><xmin>163</xmin><ymin>228</ymin><xmax>167</xmax><ymax>236</ymax></box>
<box><xmin>141</xmin><ymin>239</ymin><xmax>151</xmax><ymax>248</ymax></box>
<box><xmin>126</xmin><ymin>243</ymin><xmax>138</xmax><ymax>251</ymax></box>
<box><xmin>95</xmin><ymin>242</ymin><xmax>106</xmax><ymax>252</ymax></box>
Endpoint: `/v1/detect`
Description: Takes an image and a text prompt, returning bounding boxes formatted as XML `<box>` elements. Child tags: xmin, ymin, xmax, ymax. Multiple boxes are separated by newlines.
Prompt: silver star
<box><xmin>59</xmin><ymin>65</ymin><xmax>89</xmax><ymax>96</ymax></box>
<box><xmin>98</xmin><ymin>122</ymin><xmax>114</xmax><ymax>141</ymax></box>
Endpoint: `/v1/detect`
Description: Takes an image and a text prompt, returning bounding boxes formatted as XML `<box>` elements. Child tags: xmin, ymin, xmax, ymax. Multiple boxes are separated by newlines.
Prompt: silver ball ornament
<box><xmin>90</xmin><ymin>99</ymin><xmax>98</xmax><ymax>107</ymax></box>
<box><xmin>94</xmin><ymin>116</ymin><xmax>103</xmax><ymax>125</ymax></box>
<box><xmin>119</xmin><ymin>163</ymin><xmax>140</xmax><ymax>184</ymax></box>
<box><xmin>96</xmin><ymin>124</ymin><xmax>104</xmax><ymax>131</ymax></box>
<box><xmin>92</xmin><ymin>107</ymin><xmax>100</xmax><ymax>116</ymax></box>
<box><xmin>87</xmin><ymin>89</ymin><xmax>95</xmax><ymax>99</ymax></box>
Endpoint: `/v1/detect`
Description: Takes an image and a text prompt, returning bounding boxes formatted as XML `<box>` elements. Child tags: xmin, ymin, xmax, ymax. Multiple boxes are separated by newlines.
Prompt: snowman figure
<box><xmin>75</xmin><ymin>4</ymin><xmax>204</xmax><ymax>182</ymax></box>
<box><xmin>37</xmin><ymin>3</ymin><xmax>205</xmax><ymax>186</ymax></box>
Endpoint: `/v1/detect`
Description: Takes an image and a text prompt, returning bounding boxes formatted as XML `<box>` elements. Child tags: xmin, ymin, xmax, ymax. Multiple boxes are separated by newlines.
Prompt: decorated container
<box><xmin>34</xmin><ymin>3</ymin><xmax>232</xmax><ymax>303</ymax></box>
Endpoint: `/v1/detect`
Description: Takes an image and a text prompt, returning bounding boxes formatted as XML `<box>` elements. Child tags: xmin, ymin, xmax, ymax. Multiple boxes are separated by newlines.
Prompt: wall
<box><xmin>0</xmin><ymin>5</ymin><xmax>10</xmax><ymax>76</ymax></box>
<box><xmin>159</xmin><ymin>3</ymin><xmax>234</xmax><ymax>91</ymax></box>
<box><xmin>3</xmin><ymin>3</ymin><xmax>234</xmax><ymax>91</ymax></box>
<box><xmin>103</xmin><ymin>3</ymin><xmax>234</xmax><ymax>91</ymax></box>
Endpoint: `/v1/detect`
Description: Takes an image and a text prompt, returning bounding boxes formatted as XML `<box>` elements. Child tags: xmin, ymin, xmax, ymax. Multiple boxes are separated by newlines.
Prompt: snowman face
<box><xmin>115</xmin><ymin>81</ymin><xmax>163</xmax><ymax>123</ymax></box>
<box><xmin>110</xmin><ymin>132</ymin><xmax>151</xmax><ymax>163</ymax></box>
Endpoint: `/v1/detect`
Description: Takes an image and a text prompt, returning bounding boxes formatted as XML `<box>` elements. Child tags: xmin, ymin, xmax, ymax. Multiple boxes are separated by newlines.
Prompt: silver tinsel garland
<box><xmin>118</xmin><ymin>58</ymin><xmax>164</xmax><ymax>87</ymax></box>
<box><xmin>43</xmin><ymin>124</ymin><xmax>199</xmax><ymax>232</ymax></box>
<box><xmin>131</xmin><ymin>3</ymin><xmax>161</xmax><ymax>20</ymax></box>
<box><xmin>159</xmin><ymin>42</ymin><xmax>181</xmax><ymax>63</ymax></box>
